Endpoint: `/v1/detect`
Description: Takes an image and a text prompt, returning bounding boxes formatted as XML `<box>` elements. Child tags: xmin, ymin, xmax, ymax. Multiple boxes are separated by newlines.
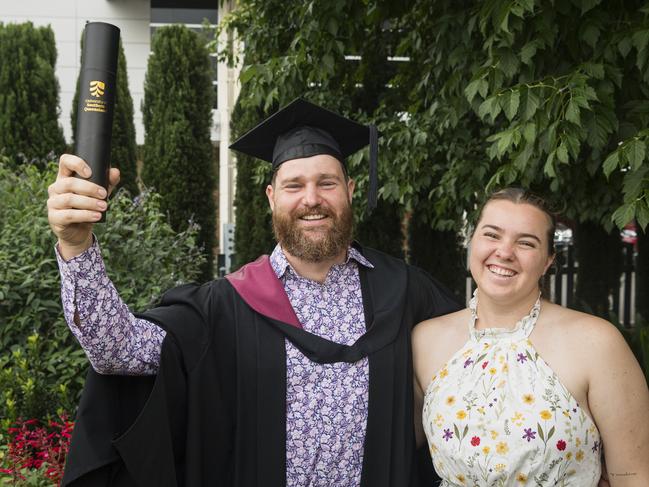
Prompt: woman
<box><xmin>413</xmin><ymin>188</ymin><xmax>649</xmax><ymax>486</ymax></box>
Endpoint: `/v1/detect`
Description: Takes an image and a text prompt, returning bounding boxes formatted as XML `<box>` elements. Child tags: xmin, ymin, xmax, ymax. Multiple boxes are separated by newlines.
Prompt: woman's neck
<box><xmin>474</xmin><ymin>289</ymin><xmax>541</xmax><ymax>330</ymax></box>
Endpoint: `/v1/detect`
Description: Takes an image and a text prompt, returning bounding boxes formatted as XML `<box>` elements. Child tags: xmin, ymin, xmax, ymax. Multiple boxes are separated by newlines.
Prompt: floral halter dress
<box><xmin>422</xmin><ymin>293</ymin><xmax>602</xmax><ymax>486</ymax></box>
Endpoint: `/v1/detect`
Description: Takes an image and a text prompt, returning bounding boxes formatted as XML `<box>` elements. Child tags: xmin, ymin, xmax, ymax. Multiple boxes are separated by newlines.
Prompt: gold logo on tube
<box><xmin>89</xmin><ymin>80</ymin><xmax>105</xmax><ymax>97</ymax></box>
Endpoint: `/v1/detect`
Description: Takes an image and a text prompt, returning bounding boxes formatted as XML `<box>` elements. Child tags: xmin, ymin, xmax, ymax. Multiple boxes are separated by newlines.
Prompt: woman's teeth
<box><xmin>488</xmin><ymin>265</ymin><xmax>516</xmax><ymax>277</ymax></box>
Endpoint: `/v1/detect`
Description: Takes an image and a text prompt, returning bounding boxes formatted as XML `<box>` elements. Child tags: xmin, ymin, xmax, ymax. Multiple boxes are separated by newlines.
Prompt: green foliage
<box><xmin>71</xmin><ymin>40</ymin><xmax>139</xmax><ymax>196</ymax></box>
<box><xmin>223</xmin><ymin>1</ymin><xmax>648</xmax><ymax>321</ymax></box>
<box><xmin>0</xmin><ymin>22</ymin><xmax>65</xmax><ymax>164</ymax></box>
<box><xmin>142</xmin><ymin>25</ymin><xmax>216</xmax><ymax>280</ymax></box>
<box><xmin>0</xmin><ymin>333</ymin><xmax>83</xmax><ymax>426</ymax></box>
<box><xmin>230</xmin><ymin>83</ymin><xmax>274</xmax><ymax>268</ymax></box>
<box><xmin>0</xmin><ymin>160</ymin><xmax>205</xmax><ymax>420</ymax></box>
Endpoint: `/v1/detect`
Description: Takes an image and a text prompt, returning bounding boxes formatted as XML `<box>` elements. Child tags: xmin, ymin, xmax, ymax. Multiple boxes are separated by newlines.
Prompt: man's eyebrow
<box><xmin>480</xmin><ymin>224</ymin><xmax>542</xmax><ymax>243</ymax></box>
<box><xmin>280</xmin><ymin>173</ymin><xmax>342</xmax><ymax>184</ymax></box>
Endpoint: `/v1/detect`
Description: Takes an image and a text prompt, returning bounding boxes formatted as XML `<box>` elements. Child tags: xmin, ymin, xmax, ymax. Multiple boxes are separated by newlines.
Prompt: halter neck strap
<box><xmin>468</xmin><ymin>289</ymin><xmax>541</xmax><ymax>341</ymax></box>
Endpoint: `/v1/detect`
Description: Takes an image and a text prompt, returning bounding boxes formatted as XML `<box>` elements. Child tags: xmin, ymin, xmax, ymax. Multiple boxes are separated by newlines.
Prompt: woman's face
<box><xmin>469</xmin><ymin>200</ymin><xmax>555</xmax><ymax>305</ymax></box>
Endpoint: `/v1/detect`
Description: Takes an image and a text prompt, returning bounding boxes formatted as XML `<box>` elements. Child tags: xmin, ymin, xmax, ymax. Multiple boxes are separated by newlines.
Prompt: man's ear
<box><xmin>347</xmin><ymin>178</ymin><xmax>355</xmax><ymax>202</ymax></box>
<box><xmin>266</xmin><ymin>184</ymin><xmax>275</xmax><ymax>212</ymax></box>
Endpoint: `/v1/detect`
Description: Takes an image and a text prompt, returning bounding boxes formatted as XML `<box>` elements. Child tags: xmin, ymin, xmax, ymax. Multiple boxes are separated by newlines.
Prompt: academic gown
<box><xmin>61</xmin><ymin>245</ymin><xmax>460</xmax><ymax>487</ymax></box>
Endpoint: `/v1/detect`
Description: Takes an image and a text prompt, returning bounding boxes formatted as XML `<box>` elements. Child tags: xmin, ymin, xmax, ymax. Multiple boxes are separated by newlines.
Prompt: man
<box><xmin>48</xmin><ymin>98</ymin><xmax>458</xmax><ymax>486</ymax></box>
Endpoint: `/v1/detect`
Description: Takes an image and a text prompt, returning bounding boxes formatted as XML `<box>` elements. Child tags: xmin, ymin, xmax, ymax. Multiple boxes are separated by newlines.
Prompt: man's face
<box><xmin>266</xmin><ymin>154</ymin><xmax>355</xmax><ymax>263</ymax></box>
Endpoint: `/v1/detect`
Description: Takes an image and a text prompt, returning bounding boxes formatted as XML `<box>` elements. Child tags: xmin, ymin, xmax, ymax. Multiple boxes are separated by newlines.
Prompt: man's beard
<box><xmin>272</xmin><ymin>203</ymin><xmax>354</xmax><ymax>263</ymax></box>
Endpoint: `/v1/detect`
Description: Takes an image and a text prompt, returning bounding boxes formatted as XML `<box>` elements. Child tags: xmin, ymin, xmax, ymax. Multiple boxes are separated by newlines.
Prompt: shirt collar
<box><xmin>269</xmin><ymin>243</ymin><xmax>374</xmax><ymax>279</ymax></box>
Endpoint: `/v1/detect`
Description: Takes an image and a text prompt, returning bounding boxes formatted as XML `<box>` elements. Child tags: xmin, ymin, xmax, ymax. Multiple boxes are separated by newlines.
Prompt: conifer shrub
<box><xmin>0</xmin><ymin>22</ymin><xmax>65</xmax><ymax>164</ymax></box>
<box><xmin>142</xmin><ymin>25</ymin><xmax>216</xmax><ymax>279</ymax></box>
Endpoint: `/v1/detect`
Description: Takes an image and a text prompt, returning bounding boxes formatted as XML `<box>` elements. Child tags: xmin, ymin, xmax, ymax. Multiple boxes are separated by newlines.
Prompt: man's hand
<box><xmin>47</xmin><ymin>154</ymin><xmax>120</xmax><ymax>260</ymax></box>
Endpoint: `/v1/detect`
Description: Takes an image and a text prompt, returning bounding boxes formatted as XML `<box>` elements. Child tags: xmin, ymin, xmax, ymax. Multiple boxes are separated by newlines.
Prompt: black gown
<box><xmin>62</xmin><ymin>245</ymin><xmax>460</xmax><ymax>487</ymax></box>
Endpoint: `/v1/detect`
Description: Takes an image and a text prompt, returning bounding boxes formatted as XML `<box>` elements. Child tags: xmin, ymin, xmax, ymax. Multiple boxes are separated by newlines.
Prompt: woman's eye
<box><xmin>484</xmin><ymin>232</ymin><xmax>498</xmax><ymax>239</ymax></box>
<box><xmin>519</xmin><ymin>241</ymin><xmax>535</xmax><ymax>248</ymax></box>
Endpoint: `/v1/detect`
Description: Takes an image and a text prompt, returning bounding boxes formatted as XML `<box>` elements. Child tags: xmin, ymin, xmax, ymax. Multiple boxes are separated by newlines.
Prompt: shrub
<box><xmin>0</xmin><ymin>23</ymin><xmax>65</xmax><ymax>164</ymax></box>
<box><xmin>0</xmin><ymin>416</ymin><xmax>72</xmax><ymax>486</ymax></box>
<box><xmin>0</xmin><ymin>160</ymin><xmax>205</xmax><ymax>421</ymax></box>
<box><xmin>71</xmin><ymin>39</ymin><xmax>138</xmax><ymax>197</ymax></box>
<box><xmin>142</xmin><ymin>25</ymin><xmax>216</xmax><ymax>279</ymax></box>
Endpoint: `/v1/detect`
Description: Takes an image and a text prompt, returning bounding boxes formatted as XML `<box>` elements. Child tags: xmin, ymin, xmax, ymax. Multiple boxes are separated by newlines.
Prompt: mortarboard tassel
<box><xmin>368</xmin><ymin>124</ymin><xmax>378</xmax><ymax>213</ymax></box>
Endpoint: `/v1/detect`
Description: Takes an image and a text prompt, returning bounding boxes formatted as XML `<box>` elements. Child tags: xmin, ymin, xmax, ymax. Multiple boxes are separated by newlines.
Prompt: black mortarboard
<box><xmin>229</xmin><ymin>98</ymin><xmax>378</xmax><ymax>211</ymax></box>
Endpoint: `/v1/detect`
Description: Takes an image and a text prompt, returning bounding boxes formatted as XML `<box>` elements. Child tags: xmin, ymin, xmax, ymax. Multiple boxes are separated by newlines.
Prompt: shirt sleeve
<box><xmin>56</xmin><ymin>237</ymin><xmax>165</xmax><ymax>375</ymax></box>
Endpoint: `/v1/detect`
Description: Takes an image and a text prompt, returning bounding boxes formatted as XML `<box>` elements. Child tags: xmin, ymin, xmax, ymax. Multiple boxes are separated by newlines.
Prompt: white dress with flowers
<box><xmin>422</xmin><ymin>295</ymin><xmax>602</xmax><ymax>486</ymax></box>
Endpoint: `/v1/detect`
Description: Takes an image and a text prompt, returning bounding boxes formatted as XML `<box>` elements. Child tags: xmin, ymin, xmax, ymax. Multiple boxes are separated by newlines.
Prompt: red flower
<box><xmin>556</xmin><ymin>439</ymin><xmax>567</xmax><ymax>451</ymax></box>
<box><xmin>0</xmin><ymin>414</ymin><xmax>74</xmax><ymax>484</ymax></box>
<box><xmin>481</xmin><ymin>361</ymin><xmax>488</xmax><ymax>369</ymax></box>
<box><xmin>471</xmin><ymin>436</ymin><xmax>481</xmax><ymax>446</ymax></box>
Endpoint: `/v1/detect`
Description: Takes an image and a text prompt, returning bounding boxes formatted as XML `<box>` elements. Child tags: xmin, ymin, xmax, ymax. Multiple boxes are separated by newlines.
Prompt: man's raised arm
<box><xmin>48</xmin><ymin>154</ymin><xmax>164</xmax><ymax>375</ymax></box>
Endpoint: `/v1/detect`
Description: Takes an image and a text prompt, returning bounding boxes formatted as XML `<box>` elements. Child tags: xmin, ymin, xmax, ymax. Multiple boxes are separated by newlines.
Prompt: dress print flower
<box><xmin>522</xmin><ymin>428</ymin><xmax>536</xmax><ymax>442</ymax></box>
<box><xmin>556</xmin><ymin>439</ymin><xmax>567</xmax><ymax>451</ymax></box>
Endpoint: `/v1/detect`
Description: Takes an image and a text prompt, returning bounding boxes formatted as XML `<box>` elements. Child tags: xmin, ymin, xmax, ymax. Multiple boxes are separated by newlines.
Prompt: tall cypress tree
<box><xmin>71</xmin><ymin>39</ymin><xmax>138</xmax><ymax>195</ymax></box>
<box><xmin>142</xmin><ymin>25</ymin><xmax>216</xmax><ymax>279</ymax></box>
<box><xmin>0</xmin><ymin>22</ymin><xmax>65</xmax><ymax>164</ymax></box>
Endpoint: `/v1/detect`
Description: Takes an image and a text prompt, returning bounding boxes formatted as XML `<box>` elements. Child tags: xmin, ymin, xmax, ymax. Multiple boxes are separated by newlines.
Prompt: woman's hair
<box><xmin>475</xmin><ymin>187</ymin><xmax>557</xmax><ymax>256</ymax></box>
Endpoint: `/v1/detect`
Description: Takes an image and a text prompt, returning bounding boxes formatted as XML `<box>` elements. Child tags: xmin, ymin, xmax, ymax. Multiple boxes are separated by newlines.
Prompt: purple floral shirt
<box><xmin>56</xmin><ymin>239</ymin><xmax>373</xmax><ymax>487</ymax></box>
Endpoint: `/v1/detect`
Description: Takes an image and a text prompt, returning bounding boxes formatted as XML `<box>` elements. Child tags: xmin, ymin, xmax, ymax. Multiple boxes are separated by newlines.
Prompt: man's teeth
<box><xmin>301</xmin><ymin>214</ymin><xmax>326</xmax><ymax>220</ymax></box>
<box><xmin>488</xmin><ymin>265</ymin><xmax>516</xmax><ymax>277</ymax></box>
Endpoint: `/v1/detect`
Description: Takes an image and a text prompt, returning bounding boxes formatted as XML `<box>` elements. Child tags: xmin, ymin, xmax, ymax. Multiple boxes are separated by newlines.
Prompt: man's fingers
<box><xmin>49</xmin><ymin>176</ymin><xmax>107</xmax><ymax>199</ymax></box>
<box><xmin>49</xmin><ymin>208</ymin><xmax>102</xmax><ymax>226</ymax></box>
<box><xmin>108</xmin><ymin>168</ymin><xmax>121</xmax><ymax>196</ymax></box>
<box><xmin>48</xmin><ymin>193</ymin><xmax>107</xmax><ymax>212</ymax></box>
<box><xmin>58</xmin><ymin>154</ymin><xmax>91</xmax><ymax>179</ymax></box>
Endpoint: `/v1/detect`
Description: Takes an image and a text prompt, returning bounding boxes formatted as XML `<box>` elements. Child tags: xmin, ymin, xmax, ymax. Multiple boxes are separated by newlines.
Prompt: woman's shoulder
<box><xmin>540</xmin><ymin>301</ymin><xmax>629</xmax><ymax>354</ymax></box>
<box><xmin>412</xmin><ymin>308</ymin><xmax>471</xmax><ymax>361</ymax></box>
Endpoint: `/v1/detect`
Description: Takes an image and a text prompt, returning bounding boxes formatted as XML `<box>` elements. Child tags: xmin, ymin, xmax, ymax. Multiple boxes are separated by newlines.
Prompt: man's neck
<box><xmin>283</xmin><ymin>248</ymin><xmax>349</xmax><ymax>283</ymax></box>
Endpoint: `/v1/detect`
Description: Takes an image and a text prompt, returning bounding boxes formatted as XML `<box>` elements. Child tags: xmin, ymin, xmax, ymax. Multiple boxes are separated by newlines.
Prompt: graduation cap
<box><xmin>229</xmin><ymin>98</ymin><xmax>379</xmax><ymax>211</ymax></box>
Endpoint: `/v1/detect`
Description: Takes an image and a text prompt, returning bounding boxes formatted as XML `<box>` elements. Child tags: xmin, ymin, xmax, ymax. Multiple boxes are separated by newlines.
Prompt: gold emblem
<box><xmin>89</xmin><ymin>80</ymin><xmax>105</xmax><ymax>97</ymax></box>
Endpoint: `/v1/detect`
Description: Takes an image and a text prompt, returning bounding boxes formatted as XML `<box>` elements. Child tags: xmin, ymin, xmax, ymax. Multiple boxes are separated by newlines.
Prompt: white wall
<box><xmin>1</xmin><ymin>0</ymin><xmax>150</xmax><ymax>144</ymax></box>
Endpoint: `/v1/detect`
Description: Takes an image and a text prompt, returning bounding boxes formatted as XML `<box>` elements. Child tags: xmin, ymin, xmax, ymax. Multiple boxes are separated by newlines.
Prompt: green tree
<box><xmin>223</xmin><ymin>1</ymin><xmax>649</xmax><ymax>313</ymax></box>
<box><xmin>387</xmin><ymin>0</ymin><xmax>648</xmax><ymax>312</ymax></box>
<box><xmin>71</xmin><ymin>39</ymin><xmax>138</xmax><ymax>196</ymax></box>
<box><xmin>0</xmin><ymin>22</ymin><xmax>65</xmax><ymax>164</ymax></box>
<box><xmin>142</xmin><ymin>25</ymin><xmax>216</xmax><ymax>279</ymax></box>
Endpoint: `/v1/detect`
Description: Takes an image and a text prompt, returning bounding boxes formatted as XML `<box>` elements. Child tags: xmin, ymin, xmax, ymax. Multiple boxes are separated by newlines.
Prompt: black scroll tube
<box><xmin>73</xmin><ymin>22</ymin><xmax>120</xmax><ymax>222</ymax></box>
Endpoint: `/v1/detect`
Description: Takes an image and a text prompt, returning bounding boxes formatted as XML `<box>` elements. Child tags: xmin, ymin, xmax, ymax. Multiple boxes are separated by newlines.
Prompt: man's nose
<box><xmin>302</xmin><ymin>184</ymin><xmax>321</xmax><ymax>206</ymax></box>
